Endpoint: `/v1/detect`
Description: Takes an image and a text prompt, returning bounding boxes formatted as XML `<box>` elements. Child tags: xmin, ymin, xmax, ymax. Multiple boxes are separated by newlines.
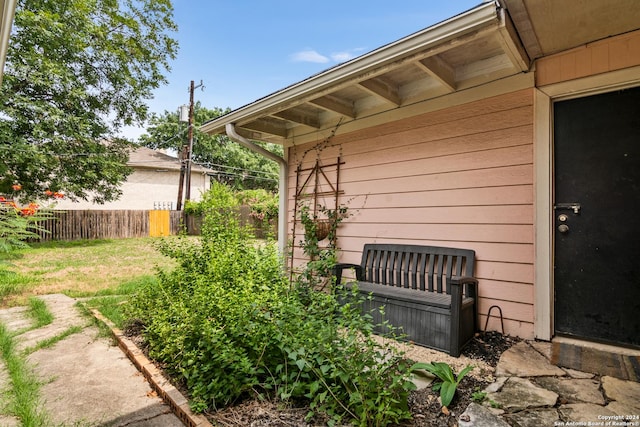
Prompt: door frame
<box><xmin>534</xmin><ymin>65</ymin><xmax>640</xmax><ymax>341</ymax></box>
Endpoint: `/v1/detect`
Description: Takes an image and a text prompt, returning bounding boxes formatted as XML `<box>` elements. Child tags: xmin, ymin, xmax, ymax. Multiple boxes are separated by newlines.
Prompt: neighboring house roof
<box><xmin>201</xmin><ymin>0</ymin><xmax>640</xmax><ymax>145</ymax></box>
<box><xmin>128</xmin><ymin>146</ymin><xmax>211</xmax><ymax>174</ymax></box>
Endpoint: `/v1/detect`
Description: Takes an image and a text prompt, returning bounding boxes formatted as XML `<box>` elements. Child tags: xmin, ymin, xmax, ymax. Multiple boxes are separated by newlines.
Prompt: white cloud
<box><xmin>330</xmin><ymin>51</ymin><xmax>355</xmax><ymax>62</ymax></box>
<box><xmin>290</xmin><ymin>49</ymin><xmax>330</xmax><ymax>63</ymax></box>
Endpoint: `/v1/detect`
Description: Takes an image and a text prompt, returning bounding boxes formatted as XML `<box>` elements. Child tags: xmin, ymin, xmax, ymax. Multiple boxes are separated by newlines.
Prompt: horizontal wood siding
<box><xmin>288</xmin><ymin>88</ymin><xmax>535</xmax><ymax>338</ymax></box>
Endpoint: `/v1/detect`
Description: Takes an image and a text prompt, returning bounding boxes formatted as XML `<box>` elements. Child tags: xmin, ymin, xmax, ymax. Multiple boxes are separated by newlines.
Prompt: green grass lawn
<box><xmin>0</xmin><ymin>237</ymin><xmax>179</xmax><ymax>307</ymax></box>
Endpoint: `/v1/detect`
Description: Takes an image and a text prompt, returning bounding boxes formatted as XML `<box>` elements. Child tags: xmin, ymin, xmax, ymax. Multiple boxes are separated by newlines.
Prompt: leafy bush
<box><xmin>236</xmin><ymin>188</ymin><xmax>278</xmax><ymax>224</ymax></box>
<box><xmin>125</xmin><ymin>183</ymin><xmax>420</xmax><ymax>426</ymax></box>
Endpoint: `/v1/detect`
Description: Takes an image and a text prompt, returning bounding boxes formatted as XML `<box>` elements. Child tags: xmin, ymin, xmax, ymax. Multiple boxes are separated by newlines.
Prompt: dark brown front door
<box><xmin>554</xmin><ymin>86</ymin><xmax>640</xmax><ymax>348</ymax></box>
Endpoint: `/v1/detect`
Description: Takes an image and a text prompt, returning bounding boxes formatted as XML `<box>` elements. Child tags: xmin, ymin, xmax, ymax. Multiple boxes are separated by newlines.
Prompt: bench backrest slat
<box><xmin>360</xmin><ymin>244</ymin><xmax>475</xmax><ymax>295</ymax></box>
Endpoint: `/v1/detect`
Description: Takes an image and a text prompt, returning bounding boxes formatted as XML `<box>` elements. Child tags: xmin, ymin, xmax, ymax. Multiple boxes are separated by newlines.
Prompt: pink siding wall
<box><xmin>288</xmin><ymin>89</ymin><xmax>535</xmax><ymax>339</ymax></box>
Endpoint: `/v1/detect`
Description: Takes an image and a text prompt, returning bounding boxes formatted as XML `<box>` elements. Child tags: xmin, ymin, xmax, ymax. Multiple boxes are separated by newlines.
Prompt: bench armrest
<box><xmin>450</xmin><ymin>276</ymin><xmax>478</xmax><ymax>299</ymax></box>
<box><xmin>332</xmin><ymin>263</ymin><xmax>364</xmax><ymax>284</ymax></box>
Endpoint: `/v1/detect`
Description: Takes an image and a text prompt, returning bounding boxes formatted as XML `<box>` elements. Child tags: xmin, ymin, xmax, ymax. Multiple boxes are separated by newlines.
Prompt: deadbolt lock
<box><xmin>558</xmin><ymin>224</ymin><xmax>569</xmax><ymax>233</ymax></box>
<box><xmin>558</xmin><ymin>214</ymin><xmax>568</xmax><ymax>222</ymax></box>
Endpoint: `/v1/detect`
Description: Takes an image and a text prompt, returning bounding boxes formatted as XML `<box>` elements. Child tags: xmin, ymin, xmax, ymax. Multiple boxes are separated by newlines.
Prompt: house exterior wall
<box><xmin>533</xmin><ymin>30</ymin><xmax>640</xmax><ymax>341</ymax></box>
<box><xmin>536</xmin><ymin>29</ymin><xmax>640</xmax><ymax>87</ymax></box>
<box><xmin>54</xmin><ymin>168</ymin><xmax>210</xmax><ymax>210</ymax></box>
<box><xmin>289</xmin><ymin>88</ymin><xmax>535</xmax><ymax>339</ymax></box>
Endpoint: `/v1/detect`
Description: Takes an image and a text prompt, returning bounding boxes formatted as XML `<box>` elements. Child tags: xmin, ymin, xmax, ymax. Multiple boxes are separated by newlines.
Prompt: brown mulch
<box><xmin>123</xmin><ymin>321</ymin><xmax>519</xmax><ymax>427</ymax></box>
<box><xmin>206</xmin><ymin>331</ymin><xmax>520</xmax><ymax>427</ymax></box>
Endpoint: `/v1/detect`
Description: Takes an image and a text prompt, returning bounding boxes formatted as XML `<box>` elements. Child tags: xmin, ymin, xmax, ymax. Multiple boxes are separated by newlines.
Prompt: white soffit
<box><xmin>201</xmin><ymin>1</ymin><xmax>531</xmax><ymax>144</ymax></box>
<box><xmin>503</xmin><ymin>0</ymin><xmax>640</xmax><ymax>59</ymax></box>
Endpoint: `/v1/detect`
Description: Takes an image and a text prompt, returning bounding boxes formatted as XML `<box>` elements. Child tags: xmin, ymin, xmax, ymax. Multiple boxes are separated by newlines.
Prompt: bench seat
<box><xmin>334</xmin><ymin>244</ymin><xmax>478</xmax><ymax>356</ymax></box>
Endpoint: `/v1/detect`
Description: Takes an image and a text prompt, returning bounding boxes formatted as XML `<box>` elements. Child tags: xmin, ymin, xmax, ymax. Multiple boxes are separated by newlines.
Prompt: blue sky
<box><xmin>121</xmin><ymin>0</ymin><xmax>482</xmax><ymax>139</ymax></box>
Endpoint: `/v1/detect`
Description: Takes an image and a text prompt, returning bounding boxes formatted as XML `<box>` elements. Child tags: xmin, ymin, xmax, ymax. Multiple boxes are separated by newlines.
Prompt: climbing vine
<box><xmin>295</xmin><ymin>203</ymin><xmax>349</xmax><ymax>293</ymax></box>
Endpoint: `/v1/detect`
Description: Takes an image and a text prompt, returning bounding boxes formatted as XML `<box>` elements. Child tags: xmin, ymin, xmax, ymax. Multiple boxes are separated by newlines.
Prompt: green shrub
<box><xmin>125</xmin><ymin>183</ymin><xmax>420</xmax><ymax>426</ymax></box>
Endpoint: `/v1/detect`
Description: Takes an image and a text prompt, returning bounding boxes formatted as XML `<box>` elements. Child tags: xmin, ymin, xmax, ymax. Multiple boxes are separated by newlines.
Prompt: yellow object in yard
<box><xmin>149</xmin><ymin>210</ymin><xmax>170</xmax><ymax>237</ymax></box>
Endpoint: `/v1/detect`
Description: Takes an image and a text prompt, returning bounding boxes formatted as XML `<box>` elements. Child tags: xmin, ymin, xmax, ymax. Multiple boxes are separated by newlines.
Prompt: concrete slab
<box><xmin>28</xmin><ymin>326</ymin><xmax>180</xmax><ymax>426</ymax></box>
<box><xmin>0</xmin><ymin>294</ymin><xmax>188</xmax><ymax>426</ymax></box>
<box><xmin>15</xmin><ymin>293</ymin><xmax>88</xmax><ymax>352</ymax></box>
<box><xmin>495</xmin><ymin>342</ymin><xmax>566</xmax><ymax>377</ymax></box>
<box><xmin>0</xmin><ymin>306</ymin><xmax>32</xmax><ymax>333</ymax></box>
<box><xmin>0</xmin><ymin>362</ymin><xmax>20</xmax><ymax>427</ymax></box>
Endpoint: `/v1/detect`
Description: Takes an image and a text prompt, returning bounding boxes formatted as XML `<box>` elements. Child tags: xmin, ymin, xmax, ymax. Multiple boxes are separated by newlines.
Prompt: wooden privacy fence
<box><xmin>33</xmin><ymin>210</ymin><xmax>184</xmax><ymax>241</ymax></box>
<box><xmin>32</xmin><ymin>207</ymin><xmax>276</xmax><ymax>242</ymax></box>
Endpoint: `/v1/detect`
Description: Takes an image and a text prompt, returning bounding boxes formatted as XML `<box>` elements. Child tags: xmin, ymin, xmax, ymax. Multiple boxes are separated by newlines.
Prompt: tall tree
<box><xmin>0</xmin><ymin>0</ymin><xmax>178</xmax><ymax>203</ymax></box>
<box><xmin>139</xmin><ymin>102</ymin><xmax>282</xmax><ymax>192</ymax></box>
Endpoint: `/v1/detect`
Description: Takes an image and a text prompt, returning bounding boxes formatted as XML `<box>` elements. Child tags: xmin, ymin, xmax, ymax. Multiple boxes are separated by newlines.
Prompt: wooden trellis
<box><xmin>290</xmin><ymin>157</ymin><xmax>344</xmax><ymax>275</ymax></box>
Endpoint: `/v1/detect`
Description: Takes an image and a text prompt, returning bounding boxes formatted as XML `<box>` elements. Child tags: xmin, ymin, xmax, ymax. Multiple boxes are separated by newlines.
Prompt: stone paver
<box><xmin>504</xmin><ymin>409</ymin><xmax>560</xmax><ymax>427</ymax></box>
<box><xmin>602</xmin><ymin>375</ymin><xmax>640</xmax><ymax>412</ymax></box>
<box><xmin>459</xmin><ymin>403</ymin><xmax>510</xmax><ymax>427</ymax></box>
<box><xmin>495</xmin><ymin>342</ymin><xmax>566</xmax><ymax>377</ymax></box>
<box><xmin>487</xmin><ymin>377</ymin><xmax>558</xmax><ymax>412</ymax></box>
<box><xmin>564</xmin><ymin>367</ymin><xmax>595</xmax><ymax>379</ymax></box>
<box><xmin>558</xmin><ymin>403</ymin><xmax>618</xmax><ymax>422</ymax></box>
<box><xmin>463</xmin><ymin>341</ymin><xmax>640</xmax><ymax>427</ymax></box>
<box><xmin>534</xmin><ymin>377</ymin><xmax>604</xmax><ymax>405</ymax></box>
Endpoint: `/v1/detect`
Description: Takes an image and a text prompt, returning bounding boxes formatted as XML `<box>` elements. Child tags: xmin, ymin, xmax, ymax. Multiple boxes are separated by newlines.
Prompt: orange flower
<box><xmin>12</xmin><ymin>184</ymin><xmax>22</xmax><ymax>191</ymax></box>
<box><xmin>44</xmin><ymin>190</ymin><xmax>54</xmax><ymax>197</ymax></box>
<box><xmin>53</xmin><ymin>192</ymin><xmax>64</xmax><ymax>199</ymax></box>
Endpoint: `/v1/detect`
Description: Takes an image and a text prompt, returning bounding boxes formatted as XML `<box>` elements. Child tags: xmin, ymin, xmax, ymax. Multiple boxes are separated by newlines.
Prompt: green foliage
<box><xmin>138</xmin><ymin>102</ymin><xmax>282</xmax><ymax>191</ymax></box>
<box><xmin>471</xmin><ymin>388</ymin><xmax>487</xmax><ymax>403</ymax></box>
<box><xmin>26</xmin><ymin>297</ymin><xmax>53</xmax><ymax>328</ymax></box>
<box><xmin>416</xmin><ymin>362</ymin><xmax>474</xmax><ymax>407</ymax></box>
<box><xmin>0</xmin><ymin>268</ymin><xmax>32</xmax><ymax>300</ymax></box>
<box><xmin>185</xmin><ymin>186</ymin><xmax>278</xmax><ymax>238</ymax></box>
<box><xmin>0</xmin><ymin>0</ymin><xmax>178</xmax><ymax>202</ymax></box>
<box><xmin>0</xmin><ymin>206</ymin><xmax>51</xmax><ymax>253</ymax></box>
<box><xmin>0</xmin><ymin>323</ymin><xmax>49</xmax><ymax>425</ymax></box>
<box><xmin>236</xmin><ymin>189</ymin><xmax>278</xmax><ymax>223</ymax></box>
<box><xmin>296</xmin><ymin>204</ymin><xmax>349</xmax><ymax>293</ymax></box>
<box><xmin>125</xmin><ymin>184</ymin><xmax>419</xmax><ymax>425</ymax></box>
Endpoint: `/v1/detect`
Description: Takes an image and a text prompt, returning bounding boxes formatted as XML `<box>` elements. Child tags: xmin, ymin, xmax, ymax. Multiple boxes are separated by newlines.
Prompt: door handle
<box><xmin>554</xmin><ymin>203</ymin><xmax>581</xmax><ymax>214</ymax></box>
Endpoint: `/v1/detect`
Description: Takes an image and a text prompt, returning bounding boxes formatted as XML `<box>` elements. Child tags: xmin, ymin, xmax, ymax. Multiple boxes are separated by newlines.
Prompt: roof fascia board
<box><xmin>0</xmin><ymin>0</ymin><xmax>17</xmax><ymax>86</ymax></box>
<box><xmin>201</xmin><ymin>1</ymin><xmax>500</xmax><ymax>135</ymax></box>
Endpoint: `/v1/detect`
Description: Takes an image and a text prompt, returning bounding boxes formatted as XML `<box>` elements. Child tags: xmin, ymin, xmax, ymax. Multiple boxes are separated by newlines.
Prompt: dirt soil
<box><xmin>202</xmin><ymin>331</ymin><xmax>520</xmax><ymax>427</ymax></box>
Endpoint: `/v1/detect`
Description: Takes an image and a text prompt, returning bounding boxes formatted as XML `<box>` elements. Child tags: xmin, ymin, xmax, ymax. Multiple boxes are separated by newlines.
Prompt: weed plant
<box><xmin>125</xmin><ymin>183</ymin><xmax>420</xmax><ymax>426</ymax></box>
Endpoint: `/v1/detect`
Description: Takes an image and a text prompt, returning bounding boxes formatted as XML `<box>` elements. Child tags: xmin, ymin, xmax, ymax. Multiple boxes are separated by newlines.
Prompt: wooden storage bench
<box><xmin>333</xmin><ymin>244</ymin><xmax>478</xmax><ymax>357</ymax></box>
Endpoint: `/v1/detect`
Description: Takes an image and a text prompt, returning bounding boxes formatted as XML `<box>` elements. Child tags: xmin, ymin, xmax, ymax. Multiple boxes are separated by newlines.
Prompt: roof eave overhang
<box><xmin>0</xmin><ymin>0</ymin><xmax>17</xmax><ymax>86</ymax></box>
<box><xmin>200</xmin><ymin>2</ymin><xmax>503</xmax><ymax>138</ymax></box>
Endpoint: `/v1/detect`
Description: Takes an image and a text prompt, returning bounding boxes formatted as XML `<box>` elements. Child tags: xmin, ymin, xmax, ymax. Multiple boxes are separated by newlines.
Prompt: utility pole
<box><xmin>176</xmin><ymin>79</ymin><xmax>204</xmax><ymax>210</ymax></box>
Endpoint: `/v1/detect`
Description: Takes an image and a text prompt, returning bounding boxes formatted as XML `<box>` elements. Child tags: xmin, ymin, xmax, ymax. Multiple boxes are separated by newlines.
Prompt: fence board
<box><xmin>33</xmin><ymin>210</ymin><xmax>181</xmax><ymax>241</ymax></box>
<box><xmin>32</xmin><ymin>207</ymin><xmax>276</xmax><ymax>242</ymax></box>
